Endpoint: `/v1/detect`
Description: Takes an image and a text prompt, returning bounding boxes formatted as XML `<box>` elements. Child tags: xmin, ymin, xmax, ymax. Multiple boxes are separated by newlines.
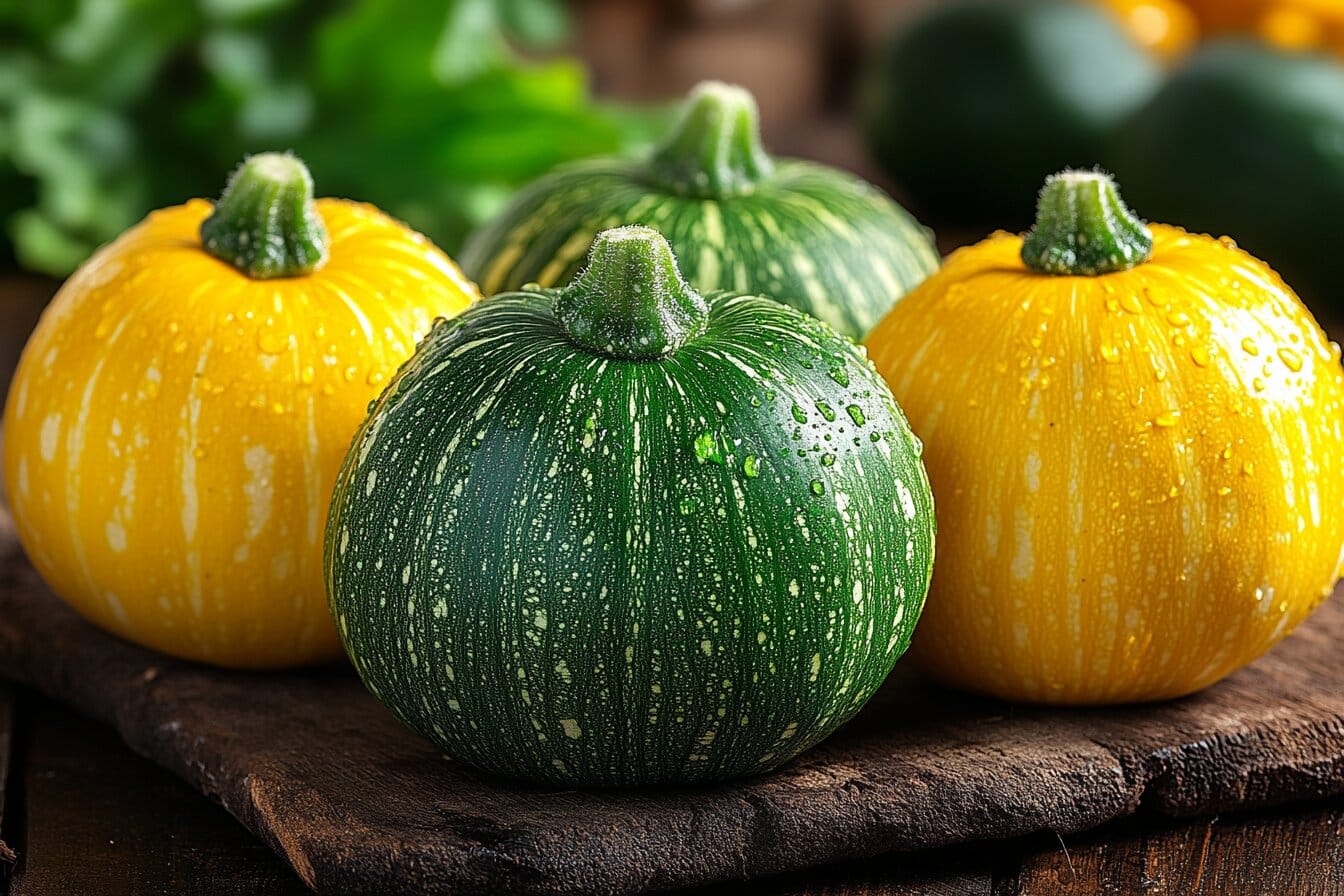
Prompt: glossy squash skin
<box><xmin>865</xmin><ymin>174</ymin><xmax>1344</xmax><ymax>704</ymax></box>
<box><xmin>2</xmin><ymin>157</ymin><xmax>477</xmax><ymax>668</ymax></box>
<box><xmin>326</xmin><ymin>227</ymin><xmax>935</xmax><ymax>786</ymax></box>
<box><xmin>461</xmin><ymin>82</ymin><xmax>938</xmax><ymax>340</ymax></box>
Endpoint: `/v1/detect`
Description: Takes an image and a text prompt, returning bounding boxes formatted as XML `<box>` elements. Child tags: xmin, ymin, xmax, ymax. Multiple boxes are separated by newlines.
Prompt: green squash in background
<box><xmin>461</xmin><ymin>81</ymin><xmax>939</xmax><ymax>340</ymax></box>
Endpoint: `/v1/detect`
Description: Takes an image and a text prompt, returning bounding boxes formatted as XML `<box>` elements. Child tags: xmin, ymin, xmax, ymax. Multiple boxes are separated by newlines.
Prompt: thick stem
<box><xmin>200</xmin><ymin>153</ymin><xmax>330</xmax><ymax>279</ymax></box>
<box><xmin>1020</xmin><ymin>170</ymin><xmax>1152</xmax><ymax>276</ymax></box>
<box><xmin>648</xmin><ymin>81</ymin><xmax>775</xmax><ymax>199</ymax></box>
<box><xmin>555</xmin><ymin>226</ymin><xmax>709</xmax><ymax>360</ymax></box>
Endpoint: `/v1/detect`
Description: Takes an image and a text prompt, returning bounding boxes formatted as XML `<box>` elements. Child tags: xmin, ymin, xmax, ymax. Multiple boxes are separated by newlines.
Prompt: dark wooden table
<box><xmin>1</xmin><ymin>279</ymin><xmax>1342</xmax><ymax>896</ymax></box>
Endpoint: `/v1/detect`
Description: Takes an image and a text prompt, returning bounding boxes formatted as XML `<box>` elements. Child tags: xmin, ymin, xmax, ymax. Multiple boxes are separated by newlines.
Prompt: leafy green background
<box><xmin>0</xmin><ymin>0</ymin><xmax>666</xmax><ymax>275</ymax></box>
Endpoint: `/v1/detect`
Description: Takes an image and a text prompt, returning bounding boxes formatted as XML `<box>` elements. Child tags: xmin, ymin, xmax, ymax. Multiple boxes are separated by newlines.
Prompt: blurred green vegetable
<box><xmin>1110</xmin><ymin>40</ymin><xmax>1344</xmax><ymax>316</ymax></box>
<box><xmin>0</xmin><ymin>0</ymin><xmax>666</xmax><ymax>276</ymax></box>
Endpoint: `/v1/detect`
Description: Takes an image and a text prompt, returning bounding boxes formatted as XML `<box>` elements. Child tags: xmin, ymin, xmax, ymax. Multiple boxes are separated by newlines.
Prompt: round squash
<box><xmin>1109</xmin><ymin>40</ymin><xmax>1344</xmax><ymax>317</ymax></box>
<box><xmin>865</xmin><ymin>170</ymin><xmax>1344</xmax><ymax>704</ymax></box>
<box><xmin>2</xmin><ymin>153</ymin><xmax>477</xmax><ymax>668</ymax></box>
<box><xmin>863</xmin><ymin>0</ymin><xmax>1161</xmax><ymax>227</ymax></box>
<box><xmin>326</xmin><ymin>226</ymin><xmax>935</xmax><ymax>786</ymax></box>
<box><xmin>460</xmin><ymin>81</ymin><xmax>938</xmax><ymax>340</ymax></box>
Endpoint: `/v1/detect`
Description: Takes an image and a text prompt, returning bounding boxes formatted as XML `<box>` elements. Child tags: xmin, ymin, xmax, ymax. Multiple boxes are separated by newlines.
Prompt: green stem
<box><xmin>555</xmin><ymin>226</ymin><xmax>709</xmax><ymax>360</ymax></box>
<box><xmin>648</xmin><ymin>81</ymin><xmax>775</xmax><ymax>199</ymax></box>
<box><xmin>200</xmin><ymin>153</ymin><xmax>330</xmax><ymax>279</ymax></box>
<box><xmin>1020</xmin><ymin>170</ymin><xmax>1152</xmax><ymax>276</ymax></box>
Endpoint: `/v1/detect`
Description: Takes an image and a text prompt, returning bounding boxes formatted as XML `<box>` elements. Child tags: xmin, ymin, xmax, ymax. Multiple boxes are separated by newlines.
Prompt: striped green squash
<box><xmin>326</xmin><ymin>227</ymin><xmax>935</xmax><ymax>787</ymax></box>
<box><xmin>460</xmin><ymin>81</ymin><xmax>939</xmax><ymax>340</ymax></box>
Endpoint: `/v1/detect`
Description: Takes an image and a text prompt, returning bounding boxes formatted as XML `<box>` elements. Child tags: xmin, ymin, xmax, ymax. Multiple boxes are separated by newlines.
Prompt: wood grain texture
<box><xmin>8</xmin><ymin>698</ymin><xmax>308</xmax><ymax>896</ymax></box>
<box><xmin>0</xmin><ymin>682</ymin><xmax>14</xmax><ymax>878</ymax></box>
<box><xmin>1007</xmin><ymin>799</ymin><xmax>1344</xmax><ymax>895</ymax></box>
<box><xmin>1</xmin><ymin>501</ymin><xmax>1342</xmax><ymax>895</ymax></box>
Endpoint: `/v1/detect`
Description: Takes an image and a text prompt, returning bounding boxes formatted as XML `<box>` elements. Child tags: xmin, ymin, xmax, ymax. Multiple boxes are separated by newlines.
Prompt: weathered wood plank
<box><xmin>0</xmin><ymin>682</ymin><xmax>14</xmax><ymax>883</ymax></box>
<box><xmin>9</xmin><ymin>698</ymin><xmax>307</xmax><ymax>896</ymax></box>
<box><xmin>1009</xmin><ymin>799</ymin><xmax>1344</xmax><ymax>896</ymax></box>
<box><xmin>1</xmin><ymin>491</ymin><xmax>1342</xmax><ymax>896</ymax></box>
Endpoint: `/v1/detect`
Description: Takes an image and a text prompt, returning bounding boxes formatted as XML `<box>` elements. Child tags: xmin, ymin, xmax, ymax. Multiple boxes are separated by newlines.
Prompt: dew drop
<box><xmin>1278</xmin><ymin>347</ymin><xmax>1303</xmax><ymax>372</ymax></box>
<box><xmin>1189</xmin><ymin>345</ymin><xmax>1211</xmax><ymax>368</ymax></box>
<box><xmin>1154</xmin><ymin>410</ymin><xmax>1181</xmax><ymax>428</ymax></box>
<box><xmin>1253</xmin><ymin>378</ymin><xmax>1266</xmax><ymax>392</ymax></box>
<box><xmin>344</xmin><ymin>365</ymin><xmax>359</xmax><ymax>382</ymax></box>
<box><xmin>1119</xmin><ymin>293</ymin><xmax>1143</xmax><ymax>314</ymax></box>
<box><xmin>846</xmin><ymin>405</ymin><xmax>866</xmax><ymax>426</ymax></box>
<box><xmin>743</xmin><ymin>455</ymin><xmax>760</xmax><ymax>478</ymax></box>
<box><xmin>810</xmin><ymin>479</ymin><xmax>826</xmax><ymax>496</ymax></box>
<box><xmin>820</xmin><ymin>453</ymin><xmax>836</xmax><ymax>467</ymax></box>
<box><xmin>815</xmin><ymin>401</ymin><xmax>837</xmax><ymax>422</ymax></box>
<box><xmin>1166</xmin><ymin>310</ymin><xmax>1191</xmax><ymax>327</ymax></box>
<box><xmin>694</xmin><ymin>431</ymin><xmax>724</xmax><ymax>465</ymax></box>
<box><xmin>1217</xmin><ymin>486</ymin><xmax>1232</xmax><ymax>496</ymax></box>
<box><xmin>828</xmin><ymin>366</ymin><xmax>850</xmax><ymax>387</ymax></box>
<box><xmin>791</xmin><ymin>403</ymin><xmax>807</xmax><ymax>424</ymax></box>
<box><xmin>367</xmin><ymin>370</ymin><xmax>386</xmax><ymax>387</ymax></box>
<box><xmin>1241</xmin><ymin>337</ymin><xmax>1259</xmax><ymax>357</ymax></box>
<box><xmin>1100</xmin><ymin>343</ymin><xmax>1121</xmax><ymax>363</ymax></box>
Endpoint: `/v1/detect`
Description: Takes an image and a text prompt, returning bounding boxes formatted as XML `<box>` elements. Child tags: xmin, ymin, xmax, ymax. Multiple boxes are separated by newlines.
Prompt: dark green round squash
<box><xmin>459</xmin><ymin>81</ymin><xmax>939</xmax><ymax>340</ymax></box>
<box><xmin>1109</xmin><ymin>40</ymin><xmax>1344</xmax><ymax>316</ymax></box>
<box><xmin>863</xmin><ymin>0</ymin><xmax>1161</xmax><ymax>228</ymax></box>
<box><xmin>326</xmin><ymin>226</ymin><xmax>936</xmax><ymax>787</ymax></box>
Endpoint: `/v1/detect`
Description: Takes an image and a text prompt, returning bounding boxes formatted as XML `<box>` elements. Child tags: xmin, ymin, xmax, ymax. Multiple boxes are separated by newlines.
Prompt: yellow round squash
<box><xmin>2</xmin><ymin>153</ymin><xmax>477</xmax><ymax>668</ymax></box>
<box><xmin>865</xmin><ymin>170</ymin><xmax>1344</xmax><ymax>704</ymax></box>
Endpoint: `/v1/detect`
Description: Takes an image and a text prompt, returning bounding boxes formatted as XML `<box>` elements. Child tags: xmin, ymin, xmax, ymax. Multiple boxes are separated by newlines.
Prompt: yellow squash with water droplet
<box><xmin>866</xmin><ymin>171</ymin><xmax>1344</xmax><ymax>704</ymax></box>
<box><xmin>2</xmin><ymin>155</ymin><xmax>477</xmax><ymax>668</ymax></box>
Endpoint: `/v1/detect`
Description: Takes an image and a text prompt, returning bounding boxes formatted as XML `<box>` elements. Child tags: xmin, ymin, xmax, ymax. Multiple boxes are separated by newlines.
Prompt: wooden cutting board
<box><xmin>1</xmin><ymin>501</ymin><xmax>1342</xmax><ymax>896</ymax></box>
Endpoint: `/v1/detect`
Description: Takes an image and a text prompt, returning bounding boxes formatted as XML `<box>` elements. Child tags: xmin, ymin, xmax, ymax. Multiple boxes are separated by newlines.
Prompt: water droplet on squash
<box><xmin>257</xmin><ymin>325</ymin><xmax>291</xmax><ymax>356</ymax></box>
<box><xmin>1217</xmin><ymin>485</ymin><xmax>1232</xmax><ymax>496</ymax></box>
<box><xmin>1100</xmin><ymin>343</ymin><xmax>1121</xmax><ymax>363</ymax></box>
<box><xmin>742</xmin><ymin>455</ymin><xmax>760</xmax><ymax>478</ymax></box>
<box><xmin>810</xmin><ymin>479</ymin><xmax>826</xmax><ymax>496</ymax></box>
<box><xmin>1119</xmin><ymin>294</ymin><xmax>1143</xmax><ymax>314</ymax></box>
<box><xmin>846</xmin><ymin>405</ymin><xmax>866</xmax><ymax>426</ymax></box>
<box><xmin>1190</xmin><ymin>345</ymin><xmax>1211</xmax><ymax>368</ymax></box>
<box><xmin>1242</xmin><ymin>462</ymin><xmax>1255</xmax><ymax>476</ymax></box>
<box><xmin>693</xmin><ymin>431</ymin><xmax>723</xmax><ymax>465</ymax></box>
<box><xmin>820</xmin><ymin>453</ymin><xmax>836</xmax><ymax>467</ymax></box>
<box><xmin>815</xmin><ymin>401</ymin><xmax>837</xmax><ymax>422</ymax></box>
<box><xmin>1166</xmin><ymin>310</ymin><xmax>1191</xmax><ymax>327</ymax></box>
<box><xmin>1217</xmin><ymin>235</ymin><xmax>1238</xmax><ymax>250</ymax></box>
<box><xmin>1278</xmin><ymin>347</ymin><xmax>1303</xmax><ymax>372</ymax></box>
<box><xmin>1253</xmin><ymin>378</ymin><xmax>1266</xmax><ymax>392</ymax></box>
<box><xmin>367</xmin><ymin>370</ymin><xmax>386</xmax><ymax>387</ymax></box>
<box><xmin>828</xmin><ymin>366</ymin><xmax>849</xmax><ymax>387</ymax></box>
<box><xmin>343</xmin><ymin>365</ymin><xmax>359</xmax><ymax>382</ymax></box>
<box><xmin>791</xmin><ymin>403</ymin><xmax>807</xmax><ymax>424</ymax></box>
<box><xmin>1241</xmin><ymin>337</ymin><xmax>1259</xmax><ymax>356</ymax></box>
<box><xmin>1154</xmin><ymin>411</ymin><xmax>1180</xmax><ymax>428</ymax></box>
<box><xmin>300</xmin><ymin>366</ymin><xmax>315</xmax><ymax>385</ymax></box>
<box><xmin>679</xmin><ymin>497</ymin><xmax>700</xmax><ymax>515</ymax></box>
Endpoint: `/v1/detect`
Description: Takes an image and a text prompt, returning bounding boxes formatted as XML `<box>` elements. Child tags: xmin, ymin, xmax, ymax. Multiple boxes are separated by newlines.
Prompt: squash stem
<box><xmin>648</xmin><ymin>81</ymin><xmax>775</xmax><ymax>198</ymax></box>
<box><xmin>201</xmin><ymin>153</ymin><xmax>330</xmax><ymax>279</ymax></box>
<box><xmin>555</xmin><ymin>226</ymin><xmax>709</xmax><ymax>360</ymax></box>
<box><xmin>1020</xmin><ymin>170</ymin><xmax>1152</xmax><ymax>276</ymax></box>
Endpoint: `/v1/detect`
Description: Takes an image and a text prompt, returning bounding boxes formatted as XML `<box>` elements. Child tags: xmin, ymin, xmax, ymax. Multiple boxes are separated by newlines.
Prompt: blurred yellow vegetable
<box><xmin>1100</xmin><ymin>0</ymin><xmax>1199</xmax><ymax>60</ymax></box>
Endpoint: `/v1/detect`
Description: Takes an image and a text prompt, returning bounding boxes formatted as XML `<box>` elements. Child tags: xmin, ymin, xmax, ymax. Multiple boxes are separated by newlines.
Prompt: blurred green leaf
<box><xmin>0</xmin><ymin>0</ymin><xmax>668</xmax><ymax>275</ymax></box>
